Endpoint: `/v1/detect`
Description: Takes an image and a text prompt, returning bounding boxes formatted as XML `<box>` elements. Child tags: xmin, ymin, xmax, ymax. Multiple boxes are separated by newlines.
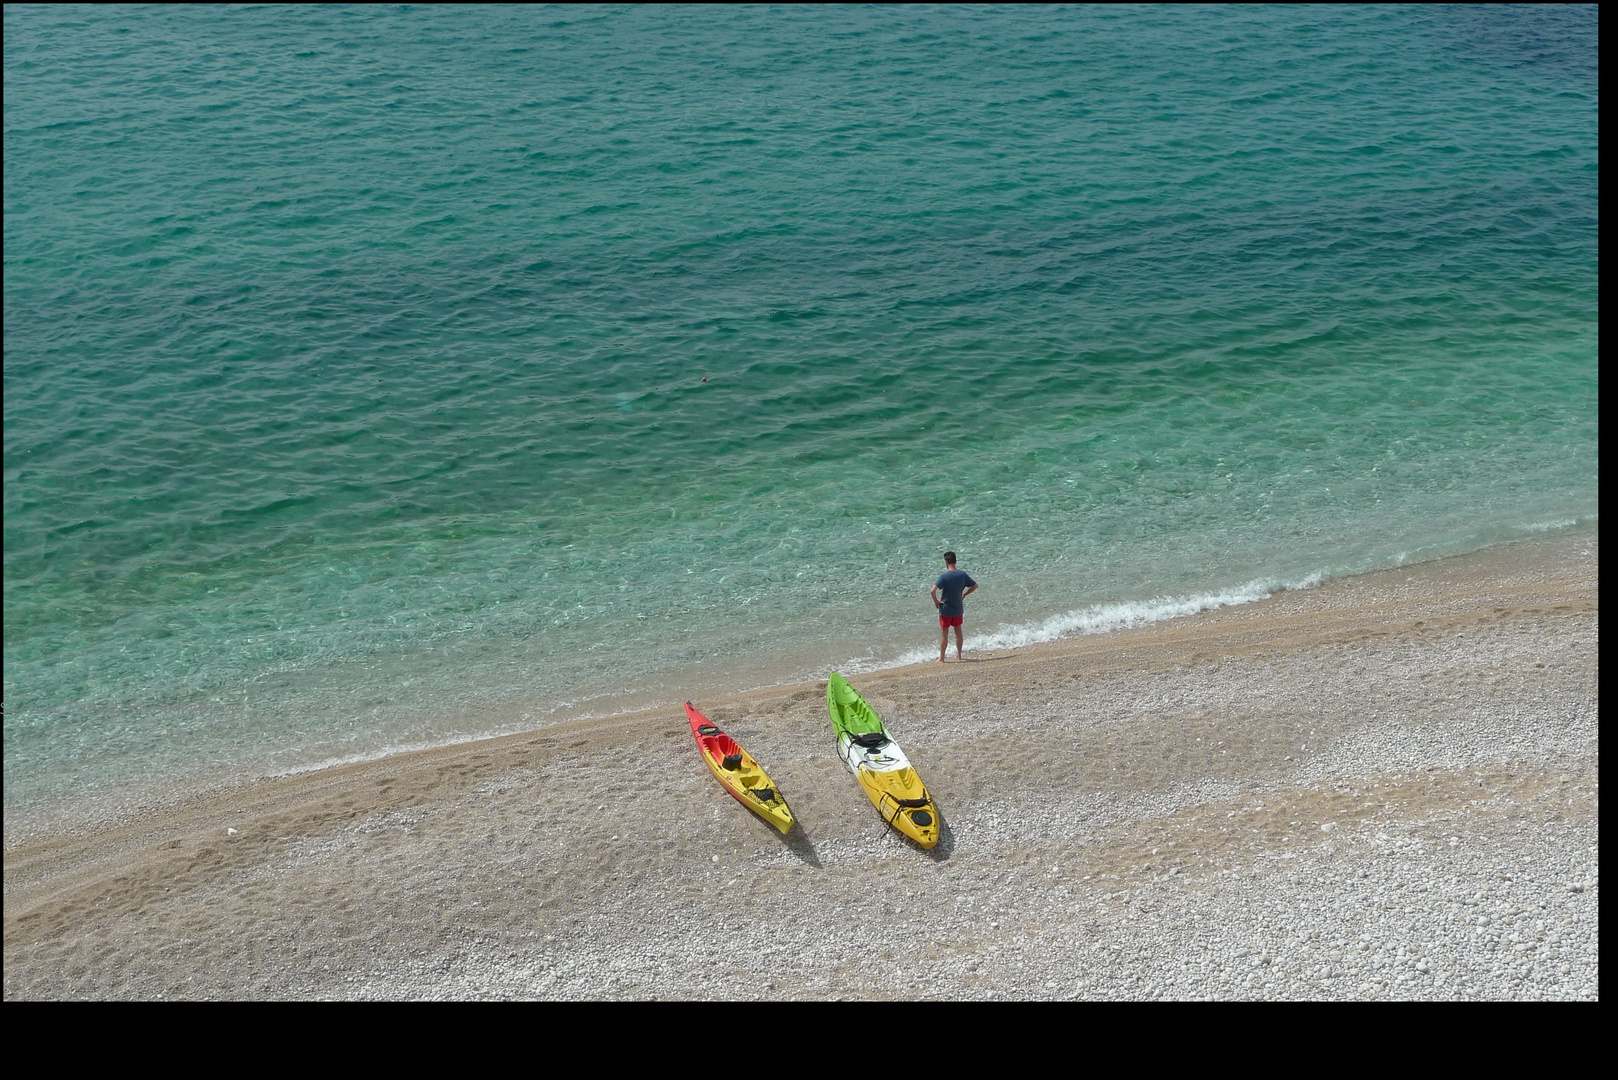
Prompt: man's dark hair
<box><xmin>943</xmin><ymin>551</ymin><xmax>957</xmax><ymax>565</ymax></box>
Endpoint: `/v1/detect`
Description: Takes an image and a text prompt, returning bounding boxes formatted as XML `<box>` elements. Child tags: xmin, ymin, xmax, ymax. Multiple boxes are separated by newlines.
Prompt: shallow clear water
<box><xmin>3</xmin><ymin>5</ymin><xmax>1598</xmax><ymax>811</ymax></box>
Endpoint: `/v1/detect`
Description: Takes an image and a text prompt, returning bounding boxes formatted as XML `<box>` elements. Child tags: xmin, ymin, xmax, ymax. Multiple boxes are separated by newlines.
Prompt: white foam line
<box><xmin>270</xmin><ymin>739</ymin><xmax>453</xmax><ymax>779</ymax></box>
<box><xmin>845</xmin><ymin>572</ymin><xmax>1325</xmax><ymax>674</ymax></box>
<box><xmin>1518</xmin><ymin>517</ymin><xmax>1580</xmax><ymax>533</ymax></box>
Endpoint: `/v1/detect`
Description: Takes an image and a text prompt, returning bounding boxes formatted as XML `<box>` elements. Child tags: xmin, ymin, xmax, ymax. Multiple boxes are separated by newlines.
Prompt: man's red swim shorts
<box><xmin>939</xmin><ymin>615</ymin><xmax>963</xmax><ymax>628</ymax></box>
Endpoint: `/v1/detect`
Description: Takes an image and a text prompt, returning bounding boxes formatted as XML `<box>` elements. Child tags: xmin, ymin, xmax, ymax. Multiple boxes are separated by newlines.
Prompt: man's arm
<box><xmin>963</xmin><ymin>584</ymin><xmax>978</xmax><ymax>598</ymax></box>
<box><xmin>930</xmin><ymin>584</ymin><xmax>942</xmax><ymax>607</ymax></box>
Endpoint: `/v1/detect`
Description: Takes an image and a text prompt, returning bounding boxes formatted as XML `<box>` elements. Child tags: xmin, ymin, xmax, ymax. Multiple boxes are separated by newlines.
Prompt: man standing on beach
<box><xmin>931</xmin><ymin>551</ymin><xmax>978</xmax><ymax>662</ymax></box>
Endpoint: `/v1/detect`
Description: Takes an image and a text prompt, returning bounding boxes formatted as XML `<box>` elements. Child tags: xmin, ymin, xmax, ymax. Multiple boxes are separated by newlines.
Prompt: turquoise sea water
<box><xmin>4</xmin><ymin>5</ymin><xmax>1598</xmax><ymax>816</ymax></box>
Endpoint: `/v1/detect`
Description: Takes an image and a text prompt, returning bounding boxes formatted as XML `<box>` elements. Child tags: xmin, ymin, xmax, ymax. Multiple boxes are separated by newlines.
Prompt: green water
<box><xmin>3</xmin><ymin>5</ymin><xmax>1598</xmax><ymax>813</ymax></box>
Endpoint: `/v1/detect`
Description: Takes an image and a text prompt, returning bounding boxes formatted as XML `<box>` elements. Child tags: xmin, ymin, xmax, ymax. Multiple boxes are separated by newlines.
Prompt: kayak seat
<box><xmin>851</xmin><ymin>732</ymin><xmax>890</xmax><ymax>749</ymax></box>
<box><xmin>722</xmin><ymin>753</ymin><xmax>744</xmax><ymax>771</ymax></box>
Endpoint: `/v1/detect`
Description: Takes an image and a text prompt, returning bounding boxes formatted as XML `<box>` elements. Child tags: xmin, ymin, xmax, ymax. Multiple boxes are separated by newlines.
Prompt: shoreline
<box><xmin>4</xmin><ymin>528</ymin><xmax>1598</xmax><ymax>999</ymax></box>
<box><xmin>5</xmin><ymin>523</ymin><xmax>1597</xmax><ymax>846</ymax></box>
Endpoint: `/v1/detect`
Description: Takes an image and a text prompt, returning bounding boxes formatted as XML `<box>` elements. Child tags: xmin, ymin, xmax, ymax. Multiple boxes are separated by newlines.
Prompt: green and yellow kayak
<box><xmin>827</xmin><ymin>672</ymin><xmax>939</xmax><ymax>849</ymax></box>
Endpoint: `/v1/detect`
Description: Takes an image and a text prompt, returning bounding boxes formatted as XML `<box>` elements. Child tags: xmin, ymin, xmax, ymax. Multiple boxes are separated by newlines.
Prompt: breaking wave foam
<box><xmin>845</xmin><ymin>513</ymin><xmax>1598</xmax><ymax>676</ymax></box>
<box><xmin>862</xmin><ymin>572</ymin><xmax>1327</xmax><ymax>673</ymax></box>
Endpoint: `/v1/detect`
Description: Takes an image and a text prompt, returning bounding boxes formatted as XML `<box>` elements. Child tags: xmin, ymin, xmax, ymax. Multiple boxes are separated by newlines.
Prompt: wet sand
<box><xmin>3</xmin><ymin>530</ymin><xmax>1598</xmax><ymax>999</ymax></box>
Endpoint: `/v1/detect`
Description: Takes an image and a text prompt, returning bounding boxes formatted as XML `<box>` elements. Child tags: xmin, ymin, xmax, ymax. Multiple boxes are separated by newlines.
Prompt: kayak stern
<box><xmin>857</xmin><ymin>765</ymin><xmax>939</xmax><ymax>849</ymax></box>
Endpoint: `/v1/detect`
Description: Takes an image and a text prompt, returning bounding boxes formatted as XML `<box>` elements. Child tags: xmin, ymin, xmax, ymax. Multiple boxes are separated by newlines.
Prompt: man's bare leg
<box><xmin>952</xmin><ymin>624</ymin><xmax>965</xmax><ymax>660</ymax></box>
<box><xmin>938</xmin><ymin>623</ymin><xmax>949</xmax><ymax>662</ymax></box>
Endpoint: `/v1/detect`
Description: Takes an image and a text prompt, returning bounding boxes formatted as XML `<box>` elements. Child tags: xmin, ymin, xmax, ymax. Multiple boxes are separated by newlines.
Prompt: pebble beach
<box><xmin>3</xmin><ymin>530</ymin><xmax>1597</xmax><ymax>1000</ymax></box>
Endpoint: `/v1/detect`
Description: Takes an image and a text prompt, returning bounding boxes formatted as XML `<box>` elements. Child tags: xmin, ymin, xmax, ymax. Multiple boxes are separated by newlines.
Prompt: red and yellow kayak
<box><xmin>685</xmin><ymin>703</ymin><xmax>795</xmax><ymax>835</ymax></box>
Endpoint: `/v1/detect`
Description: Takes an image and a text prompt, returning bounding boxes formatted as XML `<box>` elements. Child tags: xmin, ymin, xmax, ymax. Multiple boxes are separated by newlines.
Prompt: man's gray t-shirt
<box><xmin>934</xmin><ymin>569</ymin><xmax>977</xmax><ymax>617</ymax></box>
